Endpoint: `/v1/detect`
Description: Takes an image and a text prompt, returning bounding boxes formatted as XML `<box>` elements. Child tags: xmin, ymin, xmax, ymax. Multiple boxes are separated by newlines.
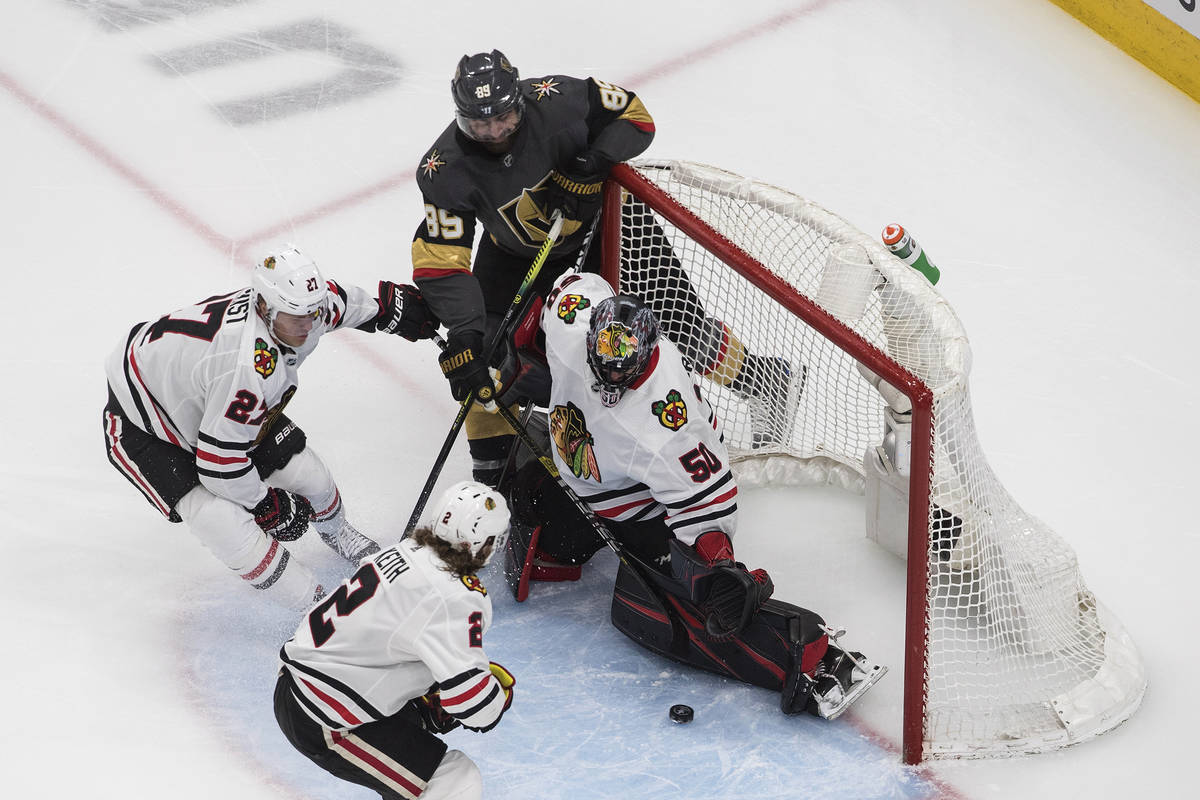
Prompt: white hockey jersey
<box><xmin>279</xmin><ymin>539</ymin><xmax>509</xmax><ymax>732</ymax></box>
<box><xmin>104</xmin><ymin>281</ymin><xmax>381</xmax><ymax>509</ymax></box>
<box><xmin>541</xmin><ymin>272</ymin><xmax>738</xmax><ymax>546</ymax></box>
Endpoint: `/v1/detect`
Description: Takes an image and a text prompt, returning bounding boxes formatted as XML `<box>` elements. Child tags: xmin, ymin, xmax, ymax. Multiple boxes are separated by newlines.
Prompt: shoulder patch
<box><xmin>421</xmin><ymin>149</ymin><xmax>446</xmax><ymax>178</ymax></box>
<box><xmin>530</xmin><ymin>78</ymin><xmax>561</xmax><ymax>100</ymax></box>
<box><xmin>254</xmin><ymin>337</ymin><xmax>278</xmax><ymax>378</ymax></box>
<box><xmin>651</xmin><ymin>389</ymin><xmax>688</xmax><ymax>431</ymax></box>
<box><xmin>461</xmin><ymin>574</ymin><xmax>487</xmax><ymax>595</ymax></box>
<box><xmin>555</xmin><ymin>293</ymin><xmax>591</xmax><ymax>323</ymax></box>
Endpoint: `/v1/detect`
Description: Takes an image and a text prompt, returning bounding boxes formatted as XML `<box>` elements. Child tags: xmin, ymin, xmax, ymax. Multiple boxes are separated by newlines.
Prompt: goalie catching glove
<box><xmin>249</xmin><ymin>487</ymin><xmax>312</xmax><ymax>542</ymax></box>
<box><xmin>671</xmin><ymin>530</ymin><xmax>773</xmax><ymax>639</ymax></box>
<box><xmin>375</xmin><ymin>281</ymin><xmax>438</xmax><ymax>341</ymax></box>
<box><xmin>546</xmin><ymin>151</ymin><xmax>610</xmax><ymax>223</ymax></box>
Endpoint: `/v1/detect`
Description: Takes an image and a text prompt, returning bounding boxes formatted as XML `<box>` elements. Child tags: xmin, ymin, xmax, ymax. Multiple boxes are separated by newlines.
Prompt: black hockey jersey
<box><xmin>411</xmin><ymin>74</ymin><xmax>654</xmax><ymax>332</ymax></box>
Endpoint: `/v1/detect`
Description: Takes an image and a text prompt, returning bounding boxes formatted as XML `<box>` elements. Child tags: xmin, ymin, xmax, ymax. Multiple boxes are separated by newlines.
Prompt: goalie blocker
<box><xmin>503</xmin><ymin>462</ymin><xmax>886</xmax><ymax>719</ymax></box>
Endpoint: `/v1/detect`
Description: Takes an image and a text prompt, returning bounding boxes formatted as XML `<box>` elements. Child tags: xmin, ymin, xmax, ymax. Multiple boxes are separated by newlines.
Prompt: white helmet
<box><xmin>432</xmin><ymin>480</ymin><xmax>511</xmax><ymax>563</ymax></box>
<box><xmin>252</xmin><ymin>244</ymin><xmax>328</xmax><ymax>322</ymax></box>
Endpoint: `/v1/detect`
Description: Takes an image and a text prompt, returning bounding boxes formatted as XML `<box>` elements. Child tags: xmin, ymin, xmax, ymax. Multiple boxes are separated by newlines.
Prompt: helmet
<box><xmin>451</xmin><ymin>50</ymin><xmax>524</xmax><ymax>143</ymax></box>
<box><xmin>586</xmin><ymin>294</ymin><xmax>660</xmax><ymax>407</ymax></box>
<box><xmin>431</xmin><ymin>480</ymin><xmax>511</xmax><ymax>563</ymax></box>
<box><xmin>252</xmin><ymin>244</ymin><xmax>327</xmax><ymax>320</ymax></box>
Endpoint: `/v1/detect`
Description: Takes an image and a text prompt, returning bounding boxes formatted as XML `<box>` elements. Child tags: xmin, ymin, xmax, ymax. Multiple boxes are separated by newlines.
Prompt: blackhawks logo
<box><xmin>461</xmin><ymin>574</ymin><xmax>487</xmax><ymax>595</ymax></box>
<box><xmin>549</xmin><ymin>401</ymin><xmax>600</xmax><ymax>481</ymax></box>
<box><xmin>254</xmin><ymin>337</ymin><xmax>278</xmax><ymax>378</ymax></box>
<box><xmin>651</xmin><ymin>389</ymin><xmax>688</xmax><ymax>431</ymax></box>
<box><xmin>556</xmin><ymin>293</ymin><xmax>590</xmax><ymax>323</ymax></box>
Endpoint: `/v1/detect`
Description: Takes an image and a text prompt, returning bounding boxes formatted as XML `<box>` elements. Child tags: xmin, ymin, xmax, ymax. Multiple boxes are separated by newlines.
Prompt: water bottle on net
<box><xmin>881</xmin><ymin>223</ymin><xmax>940</xmax><ymax>285</ymax></box>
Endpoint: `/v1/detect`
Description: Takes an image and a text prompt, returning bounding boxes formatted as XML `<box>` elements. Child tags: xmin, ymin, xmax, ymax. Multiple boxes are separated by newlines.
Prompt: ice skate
<box><xmin>809</xmin><ymin>644</ymin><xmax>887</xmax><ymax>721</ymax></box>
<box><xmin>319</xmin><ymin>520</ymin><xmax>381</xmax><ymax>563</ymax></box>
<box><xmin>736</xmin><ymin>355</ymin><xmax>806</xmax><ymax>449</ymax></box>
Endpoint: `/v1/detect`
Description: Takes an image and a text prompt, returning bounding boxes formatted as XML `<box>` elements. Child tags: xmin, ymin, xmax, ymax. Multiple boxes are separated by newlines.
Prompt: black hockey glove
<box><xmin>546</xmin><ymin>151</ymin><xmax>610</xmax><ymax>222</ymax></box>
<box><xmin>249</xmin><ymin>488</ymin><xmax>313</xmax><ymax>542</ymax></box>
<box><xmin>439</xmin><ymin>332</ymin><xmax>497</xmax><ymax>410</ymax></box>
<box><xmin>410</xmin><ymin>691</ymin><xmax>460</xmax><ymax>734</ymax></box>
<box><xmin>375</xmin><ymin>281</ymin><xmax>438</xmax><ymax>341</ymax></box>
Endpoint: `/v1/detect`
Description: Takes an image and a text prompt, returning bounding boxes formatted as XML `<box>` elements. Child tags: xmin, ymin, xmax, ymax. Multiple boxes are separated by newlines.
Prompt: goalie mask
<box><xmin>432</xmin><ymin>480</ymin><xmax>511</xmax><ymax>564</ymax></box>
<box><xmin>586</xmin><ymin>294</ymin><xmax>660</xmax><ymax>407</ymax></box>
<box><xmin>451</xmin><ymin>50</ymin><xmax>524</xmax><ymax>149</ymax></box>
<box><xmin>252</xmin><ymin>245</ymin><xmax>327</xmax><ymax>346</ymax></box>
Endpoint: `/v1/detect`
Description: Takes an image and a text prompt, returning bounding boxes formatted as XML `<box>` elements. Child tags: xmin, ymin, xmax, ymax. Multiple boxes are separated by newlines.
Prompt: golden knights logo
<box><xmin>530</xmin><ymin>78</ymin><xmax>561</xmax><ymax>100</ymax></box>
<box><xmin>461</xmin><ymin>574</ymin><xmax>487</xmax><ymax>595</ymax></box>
<box><xmin>652</xmin><ymin>389</ymin><xmax>688</xmax><ymax>431</ymax></box>
<box><xmin>556</xmin><ymin>293</ymin><xmax>590</xmax><ymax>324</ymax></box>
<box><xmin>497</xmin><ymin>174</ymin><xmax>585</xmax><ymax>245</ymax></box>
<box><xmin>421</xmin><ymin>149</ymin><xmax>446</xmax><ymax>178</ymax></box>
<box><xmin>550</xmin><ymin>401</ymin><xmax>600</xmax><ymax>481</ymax></box>
<box><xmin>254</xmin><ymin>337</ymin><xmax>278</xmax><ymax>378</ymax></box>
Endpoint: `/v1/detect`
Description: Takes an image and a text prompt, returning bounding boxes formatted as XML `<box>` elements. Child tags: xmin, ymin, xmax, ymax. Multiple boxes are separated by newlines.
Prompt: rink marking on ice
<box><xmin>621</xmin><ymin>0</ymin><xmax>841</xmax><ymax>86</ymax></box>
<box><xmin>6</xmin><ymin>4</ymin><xmax>967</xmax><ymax>794</ymax></box>
<box><xmin>0</xmin><ymin>68</ymin><xmax>231</xmax><ymax>253</ymax></box>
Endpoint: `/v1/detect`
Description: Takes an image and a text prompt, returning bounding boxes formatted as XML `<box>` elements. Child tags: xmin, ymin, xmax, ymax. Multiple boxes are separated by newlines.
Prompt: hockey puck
<box><xmin>668</xmin><ymin>704</ymin><xmax>694</xmax><ymax>724</ymax></box>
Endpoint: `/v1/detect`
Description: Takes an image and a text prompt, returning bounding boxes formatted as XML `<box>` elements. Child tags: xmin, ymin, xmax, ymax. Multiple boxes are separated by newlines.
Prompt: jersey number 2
<box><xmin>308</xmin><ymin>563</ymin><xmax>381</xmax><ymax>647</ymax></box>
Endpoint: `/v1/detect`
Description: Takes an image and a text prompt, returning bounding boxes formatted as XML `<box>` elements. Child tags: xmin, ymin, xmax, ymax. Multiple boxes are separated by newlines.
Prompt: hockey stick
<box><xmin>404</xmin><ymin>212</ymin><xmax>566</xmax><ymax>535</ymax></box>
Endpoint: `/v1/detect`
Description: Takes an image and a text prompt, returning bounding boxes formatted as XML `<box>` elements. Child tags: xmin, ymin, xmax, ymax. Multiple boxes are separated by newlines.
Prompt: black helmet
<box><xmin>451</xmin><ymin>50</ymin><xmax>525</xmax><ymax>143</ymax></box>
<box><xmin>586</xmin><ymin>294</ymin><xmax>660</xmax><ymax>407</ymax></box>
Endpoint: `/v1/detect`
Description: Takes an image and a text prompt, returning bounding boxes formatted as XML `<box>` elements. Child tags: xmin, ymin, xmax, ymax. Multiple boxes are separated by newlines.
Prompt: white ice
<box><xmin>3</xmin><ymin>1</ymin><xmax>1197</xmax><ymax>798</ymax></box>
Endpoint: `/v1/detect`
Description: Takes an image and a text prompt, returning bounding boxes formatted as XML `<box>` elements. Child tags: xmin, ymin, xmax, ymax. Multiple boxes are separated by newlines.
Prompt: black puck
<box><xmin>669</xmin><ymin>704</ymin><xmax>694</xmax><ymax>724</ymax></box>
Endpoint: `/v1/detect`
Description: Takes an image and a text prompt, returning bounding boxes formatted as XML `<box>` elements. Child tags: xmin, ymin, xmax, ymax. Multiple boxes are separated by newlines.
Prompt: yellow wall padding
<box><xmin>1048</xmin><ymin>0</ymin><xmax>1200</xmax><ymax>103</ymax></box>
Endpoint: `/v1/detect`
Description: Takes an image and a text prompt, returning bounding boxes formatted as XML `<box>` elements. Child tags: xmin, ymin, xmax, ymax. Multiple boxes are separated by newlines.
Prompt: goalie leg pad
<box><xmin>611</xmin><ymin>558</ymin><xmax>830</xmax><ymax>700</ymax></box>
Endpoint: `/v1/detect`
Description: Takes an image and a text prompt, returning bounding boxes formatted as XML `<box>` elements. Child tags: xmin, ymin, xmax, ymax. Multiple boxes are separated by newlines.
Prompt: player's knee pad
<box><xmin>175</xmin><ymin>487</ymin><xmax>321</xmax><ymax>609</ymax></box>
<box><xmin>269</xmin><ymin>447</ymin><xmax>339</xmax><ymax>520</ymax></box>
<box><xmin>176</xmin><ymin>487</ymin><xmax>265</xmax><ymax>568</ymax></box>
<box><xmin>423</xmin><ymin>749</ymin><xmax>482</xmax><ymax>800</ymax></box>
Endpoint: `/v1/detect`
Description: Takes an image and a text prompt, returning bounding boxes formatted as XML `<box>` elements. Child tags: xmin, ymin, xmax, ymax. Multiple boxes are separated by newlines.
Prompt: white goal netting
<box><xmin>608</xmin><ymin>159</ymin><xmax>1146</xmax><ymax>761</ymax></box>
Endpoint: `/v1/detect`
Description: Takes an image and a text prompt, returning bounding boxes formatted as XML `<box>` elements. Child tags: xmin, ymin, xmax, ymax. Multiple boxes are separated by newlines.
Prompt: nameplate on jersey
<box><xmin>376</xmin><ymin>548</ymin><xmax>410</xmax><ymax>582</ymax></box>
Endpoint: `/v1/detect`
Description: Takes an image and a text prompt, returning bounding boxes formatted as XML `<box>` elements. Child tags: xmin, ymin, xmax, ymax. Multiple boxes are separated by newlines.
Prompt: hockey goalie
<box><xmin>499</xmin><ymin>271</ymin><xmax>886</xmax><ymax>720</ymax></box>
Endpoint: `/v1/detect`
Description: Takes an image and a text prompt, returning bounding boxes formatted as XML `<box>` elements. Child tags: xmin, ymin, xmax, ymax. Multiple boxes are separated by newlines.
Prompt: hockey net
<box><xmin>599</xmin><ymin>160</ymin><xmax>1145</xmax><ymax>763</ymax></box>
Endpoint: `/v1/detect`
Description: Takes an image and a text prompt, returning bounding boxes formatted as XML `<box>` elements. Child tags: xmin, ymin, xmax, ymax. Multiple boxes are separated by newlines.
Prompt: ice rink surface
<box><xmin>4</xmin><ymin>1</ymin><xmax>1198</xmax><ymax>797</ymax></box>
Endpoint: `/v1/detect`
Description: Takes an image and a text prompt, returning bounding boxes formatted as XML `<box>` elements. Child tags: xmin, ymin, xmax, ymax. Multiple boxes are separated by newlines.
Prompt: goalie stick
<box><xmin>404</xmin><ymin>211</ymin><xmax>566</xmax><ymax>535</ymax></box>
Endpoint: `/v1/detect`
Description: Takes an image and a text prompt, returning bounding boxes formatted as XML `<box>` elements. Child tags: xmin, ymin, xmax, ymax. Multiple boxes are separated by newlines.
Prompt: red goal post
<box><xmin>598</xmin><ymin>159</ymin><xmax>1146</xmax><ymax>763</ymax></box>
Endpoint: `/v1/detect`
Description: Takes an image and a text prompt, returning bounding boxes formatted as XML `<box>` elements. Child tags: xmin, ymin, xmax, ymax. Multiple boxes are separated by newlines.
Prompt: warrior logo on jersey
<box><xmin>556</xmin><ymin>293</ymin><xmax>591</xmax><ymax>323</ymax></box>
<box><xmin>421</xmin><ymin>149</ymin><xmax>446</xmax><ymax>178</ymax></box>
<box><xmin>652</xmin><ymin>389</ymin><xmax>688</xmax><ymax>431</ymax></box>
<box><xmin>254</xmin><ymin>337</ymin><xmax>278</xmax><ymax>378</ymax></box>
<box><xmin>530</xmin><ymin>78</ymin><xmax>561</xmax><ymax>100</ymax></box>
<box><xmin>550</xmin><ymin>401</ymin><xmax>601</xmax><ymax>481</ymax></box>
<box><xmin>461</xmin><ymin>574</ymin><xmax>487</xmax><ymax>596</ymax></box>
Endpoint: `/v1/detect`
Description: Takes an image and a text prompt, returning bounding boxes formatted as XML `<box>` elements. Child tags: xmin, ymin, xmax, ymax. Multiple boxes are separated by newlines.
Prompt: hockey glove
<box><xmin>439</xmin><ymin>332</ymin><xmax>498</xmax><ymax>411</ymax></box>
<box><xmin>411</xmin><ymin>691</ymin><xmax>460</xmax><ymax>734</ymax></box>
<box><xmin>375</xmin><ymin>281</ymin><xmax>438</xmax><ymax>341</ymax></box>
<box><xmin>546</xmin><ymin>151</ymin><xmax>610</xmax><ymax>223</ymax></box>
<box><xmin>249</xmin><ymin>488</ymin><xmax>313</xmax><ymax>542</ymax></box>
<box><xmin>490</xmin><ymin>661</ymin><xmax>516</xmax><ymax>710</ymax></box>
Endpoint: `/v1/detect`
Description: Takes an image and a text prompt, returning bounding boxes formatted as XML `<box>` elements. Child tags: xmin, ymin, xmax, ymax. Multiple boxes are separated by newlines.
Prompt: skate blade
<box><xmin>817</xmin><ymin>662</ymin><xmax>888</xmax><ymax>721</ymax></box>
